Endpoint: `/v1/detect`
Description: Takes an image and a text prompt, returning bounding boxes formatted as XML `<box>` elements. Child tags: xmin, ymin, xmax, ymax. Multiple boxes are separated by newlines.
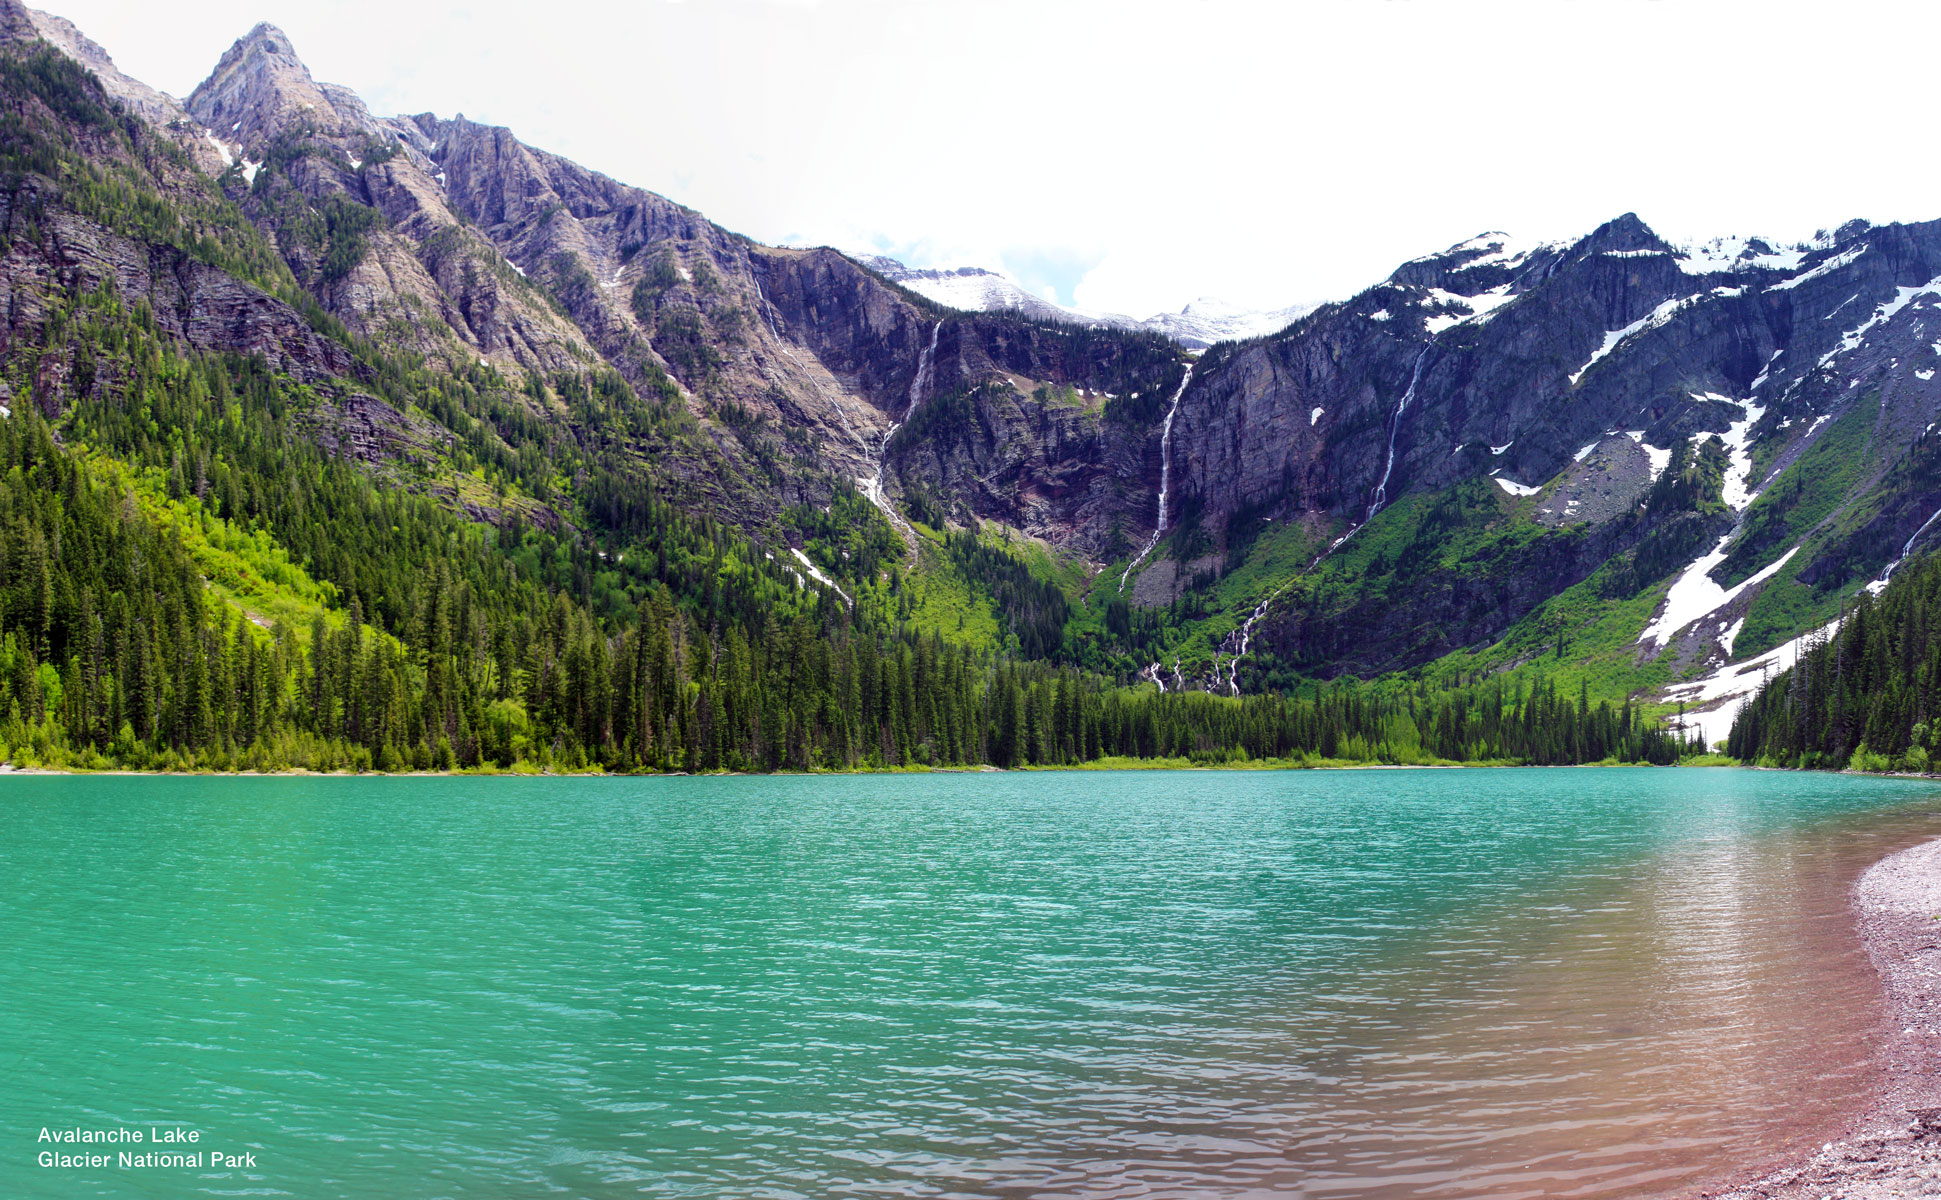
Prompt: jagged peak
<box><xmin>243</xmin><ymin>20</ymin><xmax>293</xmax><ymax>46</ymax></box>
<box><xmin>1386</xmin><ymin>229</ymin><xmax>1553</xmax><ymax>299</ymax></box>
<box><xmin>202</xmin><ymin>21</ymin><xmax>313</xmax><ymax>85</ymax></box>
<box><xmin>1574</xmin><ymin>211</ymin><xmax>1674</xmax><ymax>256</ymax></box>
<box><xmin>1827</xmin><ymin>217</ymin><xmax>1874</xmax><ymax>248</ymax></box>
<box><xmin>187</xmin><ymin>19</ymin><xmax>375</xmax><ymax>144</ymax></box>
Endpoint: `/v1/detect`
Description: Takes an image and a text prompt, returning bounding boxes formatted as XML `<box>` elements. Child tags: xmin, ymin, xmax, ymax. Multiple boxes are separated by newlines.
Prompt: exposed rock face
<box><xmin>0</xmin><ymin>0</ymin><xmax>39</xmax><ymax>47</ymax></box>
<box><xmin>179</xmin><ymin>28</ymin><xmax>601</xmax><ymax>385</ymax></box>
<box><xmin>0</xmin><ymin>210</ymin><xmax>359</xmax><ymax>404</ymax></box>
<box><xmin>299</xmin><ymin>392</ymin><xmax>450</xmax><ymax>466</ymax></box>
<box><xmin>0</xmin><ymin>179</ymin><xmax>359</xmax><ymax>396</ymax></box>
<box><xmin>24</xmin><ymin>6</ymin><xmax>189</xmax><ymax>129</ymax></box>
<box><xmin>188</xmin><ymin>23</ymin><xmax>373</xmax><ymax>144</ymax></box>
<box><xmin>1174</xmin><ymin>215</ymin><xmax>1941</xmax><ymax>535</ymax></box>
<box><xmin>389</xmin><ymin>107</ymin><xmax>1189</xmax><ymax>545</ymax></box>
<box><xmin>21</xmin><ymin>3</ymin><xmax>1941</xmax><ymax>701</ymax></box>
<box><xmin>1177</xmin><ymin>215</ymin><xmax>1941</xmax><ymax>683</ymax></box>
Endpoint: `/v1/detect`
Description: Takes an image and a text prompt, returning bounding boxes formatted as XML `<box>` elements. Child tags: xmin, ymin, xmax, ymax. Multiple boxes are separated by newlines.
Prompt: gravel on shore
<box><xmin>1702</xmin><ymin>838</ymin><xmax>1941</xmax><ymax>1199</ymax></box>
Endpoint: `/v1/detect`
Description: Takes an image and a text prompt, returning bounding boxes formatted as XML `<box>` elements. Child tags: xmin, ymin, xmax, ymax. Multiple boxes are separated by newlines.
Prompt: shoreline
<box><xmin>1700</xmin><ymin>836</ymin><xmax>1941</xmax><ymax>1198</ymax></box>
<box><xmin>0</xmin><ymin>759</ymin><xmax>1747</xmax><ymax>780</ymax></box>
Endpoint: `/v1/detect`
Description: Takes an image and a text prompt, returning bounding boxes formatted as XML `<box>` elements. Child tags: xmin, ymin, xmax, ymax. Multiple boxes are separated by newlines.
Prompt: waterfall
<box><xmin>1220</xmin><ymin>343</ymin><xmax>1433</xmax><ymax>694</ymax></box>
<box><xmin>909</xmin><ymin>319</ymin><xmax>940</xmax><ymax>411</ymax></box>
<box><xmin>1222</xmin><ymin>587</ymin><xmax>1281</xmax><ymax>695</ymax></box>
<box><xmin>1367</xmin><ymin>346</ymin><xmax>1431</xmax><ymax>523</ymax></box>
<box><xmin>1119</xmin><ymin>364</ymin><xmax>1197</xmax><ymax>590</ymax></box>
<box><xmin>1874</xmin><ymin>501</ymin><xmax>1941</xmax><ymax>589</ymax></box>
<box><xmin>861</xmin><ymin>321</ymin><xmax>941</xmax><ymax>512</ymax></box>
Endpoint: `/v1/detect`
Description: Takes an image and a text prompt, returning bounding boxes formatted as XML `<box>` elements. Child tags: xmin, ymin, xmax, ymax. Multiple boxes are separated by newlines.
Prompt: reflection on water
<box><xmin>1273</xmin><ymin>814</ymin><xmax>1903</xmax><ymax>1199</ymax></box>
<box><xmin>3</xmin><ymin>768</ymin><xmax>1939</xmax><ymax>1200</ymax></box>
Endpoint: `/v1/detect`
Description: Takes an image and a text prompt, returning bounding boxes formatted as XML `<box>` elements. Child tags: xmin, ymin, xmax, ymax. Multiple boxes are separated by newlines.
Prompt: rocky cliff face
<box><xmin>1166</xmin><ymin>214</ymin><xmax>1941</xmax><ymax>701</ymax></box>
<box><xmin>162</xmin><ymin>23</ymin><xmax>1188</xmax><ymax>545</ymax></box>
<box><xmin>0</xmin><ymin>22</ymin><xmax>360</xmax><ymax>401</ymax></box>
<box><xmin>14</xmin><ymin>0</ymin><xmax>1941</xmax><ymax>720</ymax></box>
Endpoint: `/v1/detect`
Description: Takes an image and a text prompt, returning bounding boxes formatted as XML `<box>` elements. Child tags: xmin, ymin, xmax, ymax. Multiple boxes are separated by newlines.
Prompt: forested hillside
<box><xmin>0</xmin><ymin>26</ymin><xmax>1718</xmax><ymax>775</ymax></box>
<box><xmin>1728</xmin><ymin>549</ymin><xmax>1941</xmax><ymax>772</ymax></box>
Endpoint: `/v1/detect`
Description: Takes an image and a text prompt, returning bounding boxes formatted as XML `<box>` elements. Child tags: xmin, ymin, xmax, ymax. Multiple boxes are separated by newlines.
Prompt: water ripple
<box><xmin>3</xmin><ymin>768</ymin><xmax>1940</xmax><ymax>1198</ymax></box>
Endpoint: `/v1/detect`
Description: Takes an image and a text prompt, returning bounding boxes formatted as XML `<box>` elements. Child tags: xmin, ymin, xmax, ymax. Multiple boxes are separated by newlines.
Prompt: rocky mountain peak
<box><xmin>1386</xmin><ymin>230</ymin><xmax>1552</xmax><ymax>296</ymax></box>
<box><xmin>0</xmin><ymin>0</ymin><xmax>40</xmax><ymax>45</ymax></box>
<box><xmin>188</xmin><ymin>21</ymin><xmax>371</xmax><ymax>147</ymax></box>
<box><xmin>1573</xmin><ymin>211</ymin><xmax>1674</xmax><ymax>257</ymax></box>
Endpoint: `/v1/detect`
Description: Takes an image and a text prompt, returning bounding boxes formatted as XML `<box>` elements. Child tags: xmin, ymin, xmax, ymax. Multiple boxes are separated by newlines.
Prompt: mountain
<box><xmin>1157</xmin><ymin>218</ymin><xmax>1941</xmax><ymax>740</ymax></box>
<box><xmin>853</xmin><ymin>253</ymin><xmax>1316</xmax><ymax>349</ymax></box>
<box><xmin>0</xmin><ymin>0</ymin><xmax>1930</xmax><ymax>773</ymax></box>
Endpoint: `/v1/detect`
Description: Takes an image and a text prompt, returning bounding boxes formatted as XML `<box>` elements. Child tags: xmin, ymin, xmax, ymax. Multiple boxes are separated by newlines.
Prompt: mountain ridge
<box><xmin>0</xmin><ymin>0</ymin><xmax>1936</xmax><ymax>764</ymax></box>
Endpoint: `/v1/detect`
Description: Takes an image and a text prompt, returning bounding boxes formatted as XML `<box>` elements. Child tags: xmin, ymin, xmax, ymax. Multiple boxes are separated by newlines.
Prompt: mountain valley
<box><xmin>0</xmin><ymin>1</ymin><xmax>1934</xmax><ymax>772</ymax></box>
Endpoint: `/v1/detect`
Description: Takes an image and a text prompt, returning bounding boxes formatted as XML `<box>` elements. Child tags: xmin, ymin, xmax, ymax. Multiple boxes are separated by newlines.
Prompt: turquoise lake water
<box><xmin>6</xmin><ymin>768</ymin><xmax>1941</xmax><ymax>1199</ymax></box>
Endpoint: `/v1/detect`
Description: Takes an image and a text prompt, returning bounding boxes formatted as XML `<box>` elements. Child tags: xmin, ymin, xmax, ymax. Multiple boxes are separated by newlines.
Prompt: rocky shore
<box><xmin>1703</xmin><ymin>838</ymin><xmax>1941</xmax><ymax>1198</ymax></box>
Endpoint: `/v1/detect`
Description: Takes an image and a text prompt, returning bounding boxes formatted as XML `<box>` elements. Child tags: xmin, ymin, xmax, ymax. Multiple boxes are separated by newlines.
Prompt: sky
<box><xmin>41</xmin><ymin>0</ymin><xmax>1941</xmax><ymax>318</ymax></box>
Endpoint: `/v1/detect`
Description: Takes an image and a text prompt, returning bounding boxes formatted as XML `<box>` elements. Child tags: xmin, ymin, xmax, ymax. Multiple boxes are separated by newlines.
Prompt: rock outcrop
<box><xmin>16</xmin><ymin>2</ymin><xmax>1941</xmax><ymax>702</ymax></box>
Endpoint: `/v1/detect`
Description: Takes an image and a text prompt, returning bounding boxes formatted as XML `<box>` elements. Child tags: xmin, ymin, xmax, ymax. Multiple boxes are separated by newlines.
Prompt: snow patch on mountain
<box><xmin>1414</xmin><ymin>231</ymin><xmax>1534</xmax><ymax>271</ymax></box>
<box><xmin>1771</xmin><ymin>246</ymin><xmax>1867</xmax><ymax>291</ymax></box>
<box><xmin>202</xmin><ymin>130</ymin><xmax>234</xmax><ymax>167</ymax></box>
<box><xmin>1624</xmin><ymin>431</ymin><xmax>1672</xmax><ymax>481</ymax></box>
<box><xmin>853</xmin><ymin>254</ymin><xmax>1314</xmax><ymax>349</ymax></box>
<box><xmin>789</xmin><ymin>548</ymin><xmax>853</xmax><ymax>606</ymax></box>
<box><xmin>1423</xmin><ymin>285</ymin><xmax>1516</xmax><ymax>334</ymax></box>
<box><xmin>1688</xmin><ymin>394</ymin><xmax>1765</xmax><ymax>509</ymax></box>
<box><xmin>1664</xmin><ymin>618</ymin><xmax>1840</xmax><ymax>747</ymax></box>
<box><xmin>1641</xmin><ymin>538</ymin><xmax>1797</xmax><ymax>651</ymax></box>
<box><xmin>1815</xmin><ymin>276</ymin><xmax>1941</xmax><ymax>371</ymax></box>
<box><xmin>1570</xmin><ymin>291</ymin><xmax>1737</xmax><ymax>385</ymax></box>
<box><xmin>1675</xmin><ymin>235</ymin><xmax>1807</xmax><ymax>276</ymax></box>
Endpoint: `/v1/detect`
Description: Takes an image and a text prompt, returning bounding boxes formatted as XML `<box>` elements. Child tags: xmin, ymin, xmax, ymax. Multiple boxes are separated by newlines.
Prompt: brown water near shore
<box><xmin>1199</xmin><ymin>802</ymin><xmax>1941</xmax><ymax>1199</ymax></box>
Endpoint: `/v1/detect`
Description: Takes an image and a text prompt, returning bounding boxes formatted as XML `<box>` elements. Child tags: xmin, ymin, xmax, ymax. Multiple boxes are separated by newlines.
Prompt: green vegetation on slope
<box><xmin>0</xmin><ymin>38</ymin><xmax>1718</xmax><ymax>774</ymax></box>
<box><xmin>1729</xmin><ymin>549</ymin><xmax>1941</xmax><ymax>772</ymax></box>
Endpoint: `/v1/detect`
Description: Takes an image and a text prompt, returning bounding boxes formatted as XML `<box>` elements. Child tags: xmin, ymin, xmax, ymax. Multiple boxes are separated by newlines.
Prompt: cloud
<box><xmin>39</xmin><ymin>0</ymin><xmax>1941</xmax><ymax>318</ymax></box>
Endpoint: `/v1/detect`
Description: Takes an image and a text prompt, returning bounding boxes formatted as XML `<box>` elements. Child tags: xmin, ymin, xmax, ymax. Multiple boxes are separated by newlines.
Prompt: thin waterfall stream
<box><xmin>1875</xmin><ymin>500</ymin><xmax>1941</xmax><ymax>588</ymax></box>
<box><xmin>1216</xmin><ymin>344</ymin><xmax>1434</xmax><ymax>694</ymax></box>
<box><xmin>862</xmin><ymin>321</ymin><xmax>941</xmax><ymax>512</ymax></box>
<box><xmin>1366</xmin><ymin>345</ymin><xmax>1432</xmax><ymax>523</ymax></box>
<box><xmin>1119</xmin><ymin>364</ymin><xmax>1196</xmax><ymax>590</ymax></box>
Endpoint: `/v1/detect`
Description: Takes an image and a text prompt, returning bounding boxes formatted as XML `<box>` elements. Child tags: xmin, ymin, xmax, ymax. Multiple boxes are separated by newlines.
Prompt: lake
<box><xmin>5</xmin><ymin>768</ymin><xmax>1940</xmax><ymax>1198</ymax></box>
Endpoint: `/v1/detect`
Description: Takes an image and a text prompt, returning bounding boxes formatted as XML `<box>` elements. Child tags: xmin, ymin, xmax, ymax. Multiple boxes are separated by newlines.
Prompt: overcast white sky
<box><xmin>41</xmin><ymin>0</ymin><xmax>1941</xmax><ymax>318</ymax></box>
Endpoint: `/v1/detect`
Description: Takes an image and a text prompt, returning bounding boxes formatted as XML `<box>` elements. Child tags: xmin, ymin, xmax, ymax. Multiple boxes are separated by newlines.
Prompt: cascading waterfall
<box><xmin>1875</xmin><ymin>502</ymin><xmax>1941</xmax><ymax>587</ymax></box>
<box><xmin>1366</xmin><ymin>346</ymin><xmax>1432</xmax><ymax>523</ymax></box>
<box><xmin>1219</xmin><ymin>344</ymin><xmax>1433</xmax><ymax>695</ymax></box>
<box><xmin>1221</xmin><ymin>589</ymin><xmax>1280</xmax><ymax>695</ymax></box>
<box><xmin>911</xmin><ymin>319</ymin><xmax>941</xmax><ymax>409</ymax></box>
<box><xmin>1119</xmin><ymin>364</ymin><xmax>1197</xmax><ymax>590</ymax></box>
<box><xmin>862</xmin><ymin>321</ymin><xmax>941</xmax><ymax>510</ymax></box>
